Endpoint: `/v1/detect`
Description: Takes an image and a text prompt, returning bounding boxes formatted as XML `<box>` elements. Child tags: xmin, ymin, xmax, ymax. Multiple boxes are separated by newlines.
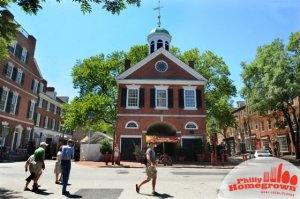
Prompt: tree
<box><xmin>241</xmin><ymin>31</ymin><xmax>300</xmax><ymax>159</ymax></box>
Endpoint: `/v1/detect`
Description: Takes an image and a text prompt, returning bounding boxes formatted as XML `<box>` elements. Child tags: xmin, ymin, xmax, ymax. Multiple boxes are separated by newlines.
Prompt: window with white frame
<box><xmin>9</xmin><ymin>42</ymin><xmax>16</xmax><ymax>54</ymax></box>
<box><xmin>5</xmin><ymin>62</ymin><xmax>14</xmax><ymax>78</ymax></box>
<box><xmin>33</xmin><ymin>80</ymin><xmax>39</xmax><ymax>94</ymax></box>
<box><xmin>278</xmin><ymin>136</ymin><xmax>288</xmax><ymax>152</ymax></box>
<box><xmin>36</xmin><ymin>113</ymin><xmax>41</xmax><ymax>126</ymax></box>
<box><xmin>262</xmin><ymin>138</ymin><xmax>270</xmax><ymax>150</ymax></box>
<box><xmin>39</xmin><ymin>83</ymin><xmax>44</xmax><ymax>93</ymax></box>
<box><xmin>54</xmin><ymin>106</ymin><xmax>57</xmax><ymax>114</ymax></box>
<box><xmin>156</xmin><ymin>87</ymin><xmax>168</xmax><ymax>108</ymax></box>
<box><xmin>185</xmin><ymin>122</ymin><xmax>198</xmax><ymax>130</ymax></box>
<box><xmin>28</xmin><ymin>101</ymin><xmax>35</xmax><ymax>119</ymax></box>
<box><xmin>184</xmin><ymin>89</ymin><xmax>196</xmax><ymax>109</ymax></box>
<box><xmin>125</xmin><ymin>121</ymin><xmax>138</xmax><ymax>129</ymax></box>
<box><xmin>38</xmin><ymin>98</ymin><xmax>43</xmax><ymax>108</ymax></box>
<box><xmin>0</xmin><ymin>88</ymin><xmax>9</xmax><ymax>111</ymax></box>
<box><xmin>44</xmin><ymin>116</ymin><xmax>48</xmax><ymax>128</ymax></box>
<box><xmin>127</xmin><ymin>88</ymin><xmax>139</xmax><ymax>108</ymax></box>
<box><xmin>16</xmin><ymin>69</ymin><xmax>23</xmax><ymax>84</ymax></box>
<box><xmin>21</xmin><ymin>48</ymin><xmax>28</xmax><ymax>63</ymax></box>
<box><xmin>46</xmin><ymin>101</ymin><xmax>50</xmax><ymax>111</ymax></box>
<box><xmin>9</xmin><ymin>93</ymin><xmax>18</xmax><ymax>114</ymax></box>
<box><xmin>268</xmin><ymin>119</ymin><xmax>272</xmax><ymax>130</ymax></box>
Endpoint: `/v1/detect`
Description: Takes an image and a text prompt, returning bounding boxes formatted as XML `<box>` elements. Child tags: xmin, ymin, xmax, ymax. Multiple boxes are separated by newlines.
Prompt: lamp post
<box><xmin>211</xmin><ymin>121</ymin><xmax>217</xmax><ymax>166</ymax></box>
<box><xmin>87</xmin><ymin>112</ymin><xmax>95</xmax><ymax>161</ymax></box>
<box><xmin>111</xmin><ymin>120</ymin><xmax>117</xmax><ymax>165</ymax></box>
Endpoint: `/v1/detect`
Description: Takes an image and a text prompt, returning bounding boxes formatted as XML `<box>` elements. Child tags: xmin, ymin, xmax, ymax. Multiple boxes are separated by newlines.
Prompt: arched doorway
<box><xmin>146</xmin><ymin>122</ymin><xmax>178</xmax><ymax>158</ymax></box>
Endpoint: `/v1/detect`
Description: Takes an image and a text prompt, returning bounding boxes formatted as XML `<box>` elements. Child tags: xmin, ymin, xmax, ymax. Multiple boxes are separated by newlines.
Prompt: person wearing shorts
<box><xmin>136</xmin><ymin>140</ymin><xmax>159</xmax><ymax>196</ymax></box>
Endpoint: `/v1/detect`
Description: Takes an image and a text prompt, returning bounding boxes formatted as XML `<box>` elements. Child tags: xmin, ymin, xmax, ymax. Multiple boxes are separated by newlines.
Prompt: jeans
<box><xmin>61</xmin><ymin>160</ymin><xmax>71</xmax><ymax>192</ymax></box>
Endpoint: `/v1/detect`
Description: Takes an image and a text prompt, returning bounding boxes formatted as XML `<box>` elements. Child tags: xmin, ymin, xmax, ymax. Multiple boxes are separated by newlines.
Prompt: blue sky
<box><xmin>8</xmin><ymin>0</ymin><xmax>300</xmax><ymax>105</ymax></box>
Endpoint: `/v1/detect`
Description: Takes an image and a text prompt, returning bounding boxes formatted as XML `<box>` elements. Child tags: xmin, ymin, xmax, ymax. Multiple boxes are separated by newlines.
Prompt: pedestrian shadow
<box><xmin>139</xmin><ymin>193</ymin><xmax>173</xmax><ymax>198</ymax></box>
<box><xmin>66</xmin><ymin>194</ymin><xmax>82</xmax><ymax>198</ymax></box>
<box><xmin>33</xmin><ymin>189</ymin><xmax>53</xmax><ymax>196</ymax></box>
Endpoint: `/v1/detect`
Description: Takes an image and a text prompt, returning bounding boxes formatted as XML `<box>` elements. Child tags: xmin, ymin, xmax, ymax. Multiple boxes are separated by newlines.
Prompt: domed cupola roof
<box><xmin>150</xmin><ymin>27</ymin><xmax>170</xmax><ymax>35</ymax></box>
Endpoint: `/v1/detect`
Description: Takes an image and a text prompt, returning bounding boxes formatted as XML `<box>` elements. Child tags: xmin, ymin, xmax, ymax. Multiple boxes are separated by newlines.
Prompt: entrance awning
<box><xmin>146</xmin><ymin>135</ymin><xmax>180</xmax><ymax>143</ymax></box>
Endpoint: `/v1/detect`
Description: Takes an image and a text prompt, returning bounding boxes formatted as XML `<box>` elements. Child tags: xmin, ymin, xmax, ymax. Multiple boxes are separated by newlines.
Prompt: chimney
<box><xmin>188</xmin><ymin>61</ymin><xmax>194</xmax><ymax>69</ymax></box>
<box><xmin>125</xmin><ymin>59</ymin><xmax>131</xmax><ymax>70</ymax></box>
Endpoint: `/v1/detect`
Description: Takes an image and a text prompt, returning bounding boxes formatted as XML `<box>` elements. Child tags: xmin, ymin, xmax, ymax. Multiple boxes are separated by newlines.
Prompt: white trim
<box><xmin>0</xmin><ymin>114</ymin><xmax>34</xmax><ymax>125</ymax></box>
<box><xmin>39</xmin><ymin>93</ymin><xmax>63</xmax><ymax>107</ymax></box>
<box><xmin>126</xmin><ymin>87</ymin><xmax>139</xmax><ymax>109</ymax></box>
<box><xmin>126</xmin><ymin>85</ymin><xmax>140</xmax><ymax>89</ymax></box>
<box><xmin>0</xmin><ymin>78</ymin><xmax>38</xmax><ymax>99</ymax></box>
<box><xmin>117</xmin><ymin>79</ymin><xmax>205</xmax><ymax>85</ymax></box>
<box><xmin>125</xmin><ymin>121</ymin><xmax>139</xmax><ymax>129</ymax></box>
<box><xmin>118</xmin><ymin>114</ymin><xmax>206</xmax><ymax>118</ymax></box>
<box><xmin>184</xmin><ymin>122</ymin><xmax>199</xmax><ymax>130</ymax></box>
<box><xmin>8</xmin><ymin>57</ymin><xmax>43</xmax><ymax>79</ymax></box>
<box><xmin>155</xmin><ymin>87</ymin><xmax>168</xmax><ymax>108</ymax></box>
<box><xmin>120</xmin><ymin>135</ymin><xmax>142</xmax><ymax>138</ymax></box>
<box><xmin>184</xmin><ymin>89</ymin><xmax>196</xmax><ymax>109</ymax></box>
<box><xmin>116</xmin><ymin>48</ymin><xmax>207</xmax><ymax>82</ymax></box>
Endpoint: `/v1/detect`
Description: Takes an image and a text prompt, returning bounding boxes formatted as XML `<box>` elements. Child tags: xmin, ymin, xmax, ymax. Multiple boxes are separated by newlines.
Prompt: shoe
<box><xmin>24</xmin><ymin>187</ymin><xmax>30</xmax><ymax>191</ymax></box>
<box><xmin>55</xmin><ymin>181</ymin><xmax>60</xmax><ymax>184</ymax></box>
<box><xmin>62</xmin><ymin>191</ymin><xmax>70</xmax><ymax>195</ymax></box>
<box><xmin>135</xmin><ymin>184</ymin><xmax>139</xmax><ymax>193</ymax></box>
<box><xmin>152</xmin><ymin>191</ymin><xmax>159</xmax><ymax>196</ymax></box>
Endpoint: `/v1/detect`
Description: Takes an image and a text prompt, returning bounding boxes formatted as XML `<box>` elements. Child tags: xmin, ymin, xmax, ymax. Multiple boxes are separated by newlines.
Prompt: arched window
<box><xmin>150</xmin><ymin>41</ymin><xmax>155</xmax><ymax>53</ymax></box>
<box><xmin>157</xmin><ymin>40</ymin><xmax>163</xmax><ymax>49</ymax></box>
<box><xmin>125</xmin><ymin>121</ymin><xmax>139</xmax><ymax>129</ymax></box>
<box><xmin>165</xmin><ymin>41</ymin><xmax>169</xmax><ymax>51</ymax></box>
<box><xmin>185</xmin><ymin>122</ymin><xmax>198</xmax><ymax>130</ymax></box>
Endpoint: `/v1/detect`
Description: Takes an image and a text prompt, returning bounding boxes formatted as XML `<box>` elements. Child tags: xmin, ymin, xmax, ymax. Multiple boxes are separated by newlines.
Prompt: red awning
<box><xmin>146</xmin><ymin>136</ymin><xmax>180</xmax><ymax>143</ymax></box>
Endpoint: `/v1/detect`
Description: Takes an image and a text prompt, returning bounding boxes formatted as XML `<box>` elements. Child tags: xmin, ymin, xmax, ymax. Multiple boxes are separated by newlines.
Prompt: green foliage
<box><xmin>133</xmin><ymin>145</ymin><xmax>143</xmax><ymax>156</ymax></box>
<box><xmin>100</xmin><ymin>138</ymin><xmax>112</xmax><ymax>154</ymax></box>
<box><xmin>126</xmin><ymin>44</ymin><xmax>148</xmax><ymax>65</ymax></box>
<box><xmin>240</xmin><ymin>30</ymin><xmax>300</xmax><ymax>158</ymax></box>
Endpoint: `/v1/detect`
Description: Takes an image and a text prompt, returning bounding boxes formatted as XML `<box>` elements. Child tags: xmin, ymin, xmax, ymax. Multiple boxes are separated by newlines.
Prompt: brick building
<box><xmin>224</xmin><ymin>99</ymin><xmax>299</xmax><ymax>156</ymax></box>
<box><xmin>115</xmin><ymin>26</ymin><xmax>207</xmax><ymax>161</ymax></box>
<box><xmin>0</xmin><ymin>11</ymin><xmax>69</xmax><ymax>157</ymax></box>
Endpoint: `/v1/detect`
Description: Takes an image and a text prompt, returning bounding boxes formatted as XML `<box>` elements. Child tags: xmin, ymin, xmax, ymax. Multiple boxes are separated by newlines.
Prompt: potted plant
<box><xmin>176</xmin><ymin>146</ymin><xmax>186</xmax><ymax>161</ymax></box>
<box><xmin>195</xmin><ymin>139</ymin><xmax>205</xmax><ymax>161</ymax></box>
<box><xmin>133</xmin><ymin>145</ymin><xmax>144</xmax><ymax>162</ymax></box>
<box><xmin>100</xmin><ymin>138</ymin><xmax>112</xmax><ymax>165</ymax></box>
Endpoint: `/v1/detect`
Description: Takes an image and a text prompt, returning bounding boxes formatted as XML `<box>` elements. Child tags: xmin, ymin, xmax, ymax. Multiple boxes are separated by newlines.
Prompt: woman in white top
<box><xmin>54</xmin><ymin>146</ymin><xmax>62</xmax><ymax>184</ymax></box>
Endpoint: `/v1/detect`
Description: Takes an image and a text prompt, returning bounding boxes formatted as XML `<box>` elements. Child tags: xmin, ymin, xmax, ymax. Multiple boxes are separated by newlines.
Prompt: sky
<box><xmin>8</xmin><ymin>0</ymin><xmax>300</xmax><ymax>106</ymax></box>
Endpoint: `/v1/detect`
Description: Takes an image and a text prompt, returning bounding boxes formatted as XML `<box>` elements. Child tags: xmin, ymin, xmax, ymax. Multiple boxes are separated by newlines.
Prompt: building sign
<box><xmin>146</xmin><ymin>135</ymin><xmax>180</xmax><ymax>143</ymax></box>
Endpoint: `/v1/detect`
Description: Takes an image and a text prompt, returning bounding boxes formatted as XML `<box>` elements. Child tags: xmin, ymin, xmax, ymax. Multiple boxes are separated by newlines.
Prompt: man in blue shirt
<box><xmin>61</xmin><ymin>139</ymin><xmax>74</xmax><ymax>195</ymax></box>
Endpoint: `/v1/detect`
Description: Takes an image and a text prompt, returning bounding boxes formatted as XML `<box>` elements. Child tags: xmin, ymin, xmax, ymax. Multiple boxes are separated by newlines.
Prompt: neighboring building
<box><xmin>115</xmin><ymin>25</ymin><xmax>207</xmax><ymax>161</ymax></box>
<box><xmin>224</xmin><ymin>99</ymin><xmax>299</xmax><ymax>156</ymax></box>
<box><xmin>0</xmin><ymin>11</ymin><xmax>69</xmax><ymax>157</ymax></box>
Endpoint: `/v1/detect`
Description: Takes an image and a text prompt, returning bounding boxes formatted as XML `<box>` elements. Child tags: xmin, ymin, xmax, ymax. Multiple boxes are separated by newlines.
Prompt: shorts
<box><xmin>25</xmin><ymin>172</ymin><xmax>36</xmax><ymax>182</ymax></box>
<box><xmin>146</xmin><ymin>166</ymin><xmax>157</xmax><ymax>180</ymax></box>
<box><xmin>54</xmin><ymin>162</ymin><xmax>61</xmax><ymax>174</ymax></box>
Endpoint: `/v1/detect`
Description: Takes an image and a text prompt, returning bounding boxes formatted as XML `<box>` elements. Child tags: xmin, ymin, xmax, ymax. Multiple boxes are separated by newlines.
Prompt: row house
<box><xmin>115</xmin><ymin>25</ymin><xmax>207</xmax><ymax>161</ymax></box>
<box><xmin>0</xmin><ymin>11</ymin><xmax>69</xmax><ymax>157</ymax></box>
<box><xmin>224</xmin><ymin>99</ymin><xmax>299</xmax><ymax>156</ymax></box>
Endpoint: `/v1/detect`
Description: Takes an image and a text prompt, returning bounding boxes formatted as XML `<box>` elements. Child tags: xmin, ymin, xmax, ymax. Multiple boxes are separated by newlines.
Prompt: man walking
<box><xmin>32</xmin><ymin>142</ymin><xmax>47</xmax><ymax>191</ymax></box>
<box><xmin>61</xmin><ymin>139</ymin><xmax>74</xmax><ymax>195</ymax></box>
<box><xmin>136</xmin><ymin>140</ymin><xmax>159</xmax><ymax>195</ymax></box>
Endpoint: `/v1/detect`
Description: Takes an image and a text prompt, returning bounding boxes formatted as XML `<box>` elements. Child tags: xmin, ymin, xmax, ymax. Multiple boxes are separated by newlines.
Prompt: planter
<box><xmin>103</xmin><ymin>152</ymin><xmax>112</xmax><ymax>165</ymax></box>
<box><xmin>135</xmin><ymin>154</ymin><xmax>142</xmax><ymax>162</ymax></box>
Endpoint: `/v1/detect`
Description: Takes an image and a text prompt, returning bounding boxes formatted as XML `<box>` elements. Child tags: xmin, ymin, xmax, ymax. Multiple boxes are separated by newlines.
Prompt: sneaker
<box><xmin>62</xmin><ymin>191</ymin><xmax>70</xmax><ymax>195</ymax></box>
<box><xmin>24</xmin><ymin>187</ymin><xmax>30</xmax><ymax>191</ymax></box>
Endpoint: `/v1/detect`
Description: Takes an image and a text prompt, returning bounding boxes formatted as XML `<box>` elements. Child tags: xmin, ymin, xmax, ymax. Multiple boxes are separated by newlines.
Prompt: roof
<box><xmin>150</xmin><ymin>27</ymin><xmax>170</xmax><ymax>35</ymax></box>
<box><xmin>116</xmin><ymin>47</ymin><xmax>207</xmax><ymax>84</ymax></box>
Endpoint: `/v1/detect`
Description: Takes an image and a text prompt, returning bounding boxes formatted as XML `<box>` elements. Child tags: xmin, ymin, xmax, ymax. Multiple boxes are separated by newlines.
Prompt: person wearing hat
<box><xmin>136</xmin><ymin>140</ymin><xmax>159</xmax><ymax>196</ymax></box>
<box><xmin>61</xmin><ymin>139</ymin><xmax>74</xmax><ymax>195</ymax></box>
<box><xmin>32</xmin><ymin>141</ymin><xmax>48</xmax><ymax>191</ymax></box>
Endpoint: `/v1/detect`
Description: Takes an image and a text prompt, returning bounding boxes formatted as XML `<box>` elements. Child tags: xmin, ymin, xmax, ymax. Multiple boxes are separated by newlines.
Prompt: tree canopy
<box><xmin>241</xmin><ymin>30</ymin><xmax>300</xmax><ymax>158</ymax></box>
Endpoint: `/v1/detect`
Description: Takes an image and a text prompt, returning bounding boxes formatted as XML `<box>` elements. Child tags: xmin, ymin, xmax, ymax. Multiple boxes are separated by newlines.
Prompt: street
<box><xmin>0</xmin><ymin>160</ymin><xmax>229</xmax><ymax>199</ymax></box>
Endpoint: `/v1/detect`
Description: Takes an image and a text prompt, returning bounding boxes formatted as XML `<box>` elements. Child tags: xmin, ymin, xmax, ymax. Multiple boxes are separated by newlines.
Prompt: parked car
<box><xmin>254</xmin><ymin>150</ymin><xmax>272</xmax><ymax>158</ymax></box>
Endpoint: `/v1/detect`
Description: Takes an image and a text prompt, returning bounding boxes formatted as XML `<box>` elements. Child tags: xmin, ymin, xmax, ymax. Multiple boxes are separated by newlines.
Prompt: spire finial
<box><xmin>154</xmin><ymin>0</ymin><xmax>163</xmax><ymax>27</ymax></box>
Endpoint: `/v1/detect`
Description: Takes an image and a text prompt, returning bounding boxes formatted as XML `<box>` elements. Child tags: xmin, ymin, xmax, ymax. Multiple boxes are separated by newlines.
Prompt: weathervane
<box><xmin>154</xmin><ymin>0</ymin><xmax>163</xmax><ymax>27</ymax></box>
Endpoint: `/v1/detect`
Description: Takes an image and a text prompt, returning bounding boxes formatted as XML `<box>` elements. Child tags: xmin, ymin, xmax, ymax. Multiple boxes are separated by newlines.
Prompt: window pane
<box><xmin>127</xmin><ymin>89</ymin><xmax>138</xmax><ymax>107</ymax></box>
<box><xmin>156</xmin><ymin>90</ymin><xmax>167</xmax><ymax>107</ymax></box>
<box><xmin>184</xmin><ymin>90</ymin><xmax>195</xmax><ymax>108</ymax></box>
<box><xmin>278</xmin><ymin>136</ymin><xmax>288</xmax><ymax>152</ymax></box>
<box><xmin>9</xmin><ymin>94</ymin><xmax>18</xmax><ymax>114</ymax></box>
<box><xmin>0</xmin><ymin>90</ymin><xmax>8</xmax><ymax>111</ymax></box>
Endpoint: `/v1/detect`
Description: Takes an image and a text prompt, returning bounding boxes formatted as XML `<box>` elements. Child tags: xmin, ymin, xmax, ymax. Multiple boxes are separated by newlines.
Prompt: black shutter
<box><xmin>26</xmin><ymin>101</ymin><xmax>31</xmax><ymax>118</ymax></box>
<box><xmin>3</xmin><ymin>63</ymin><xmax>8</xmax><ymax>75</ymax></box>
<box><xmin>178</xmin><ymin>89</ymin><xmax>184</xmax><ymax>108</ymax></box>
<box><xmin>196</xmin><ymin>89</ymin><xmax>202</xmax><ymax>108</ymax></box>
<box><xmin>139</xmin><ymin>88</ymin><xmax>145</xmax><ymax>108</ymax></box>
<box><xmin>37</xmin><ymin>83</ymin><xmax>40</xmax><ymax>93</ymax></box>
<box><xmin>31</xmin><ymin>79</ymin><xmax>34</xmax><ymax>90</ymax></box>
<box><xmin>5</xmin><ymin>91</ymin><xmax>13</xmax><ymax>113</ymax></box>
<box><xmin>121</xmin><ymin>88</ymin><xmax>127</xmax><ymax>107</ymax></box>
<box><xmin>15</xmin><ymin>44</ymin><xmax>22</xmax><ymax>59</ymax></box>
<box><xmin>15</xmin><ymin>96</ymin><xmax>21</xmax><ymax>115</ymax></box>
<box><xmin>150</xmin><ymin>88</ymin><xmax>155</xmax><ymax>108</ymax></box>
<box><xmin>12</xmin><ymin>68</ymin><xmax>17</xmax><ymax>81</ymax></box>
<box><xmin>25</xmin><ymin>52</ymin><xmax>29</xmax><ymax>64</ymax></box>
<box><xmin>21</xmin><ymin>73</ymin><xmax>25</xmax><ymax>85</ymax></box>
<box><xmin>0</xmin><ymin>87</ymin><xmax>3</xmax><ymax>98</ymax></box>
<box><xmin>168</xmin><ymin>89</ymin><xmax>173</xmax><ymax>108</ymax></box>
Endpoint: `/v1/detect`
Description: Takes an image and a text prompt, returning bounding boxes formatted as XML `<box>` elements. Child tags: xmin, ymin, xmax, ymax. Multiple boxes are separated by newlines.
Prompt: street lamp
<box><xmin>211</xmin><ymin>121</ymin><xmax>217</xmax><ymax>166</ymax></box>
